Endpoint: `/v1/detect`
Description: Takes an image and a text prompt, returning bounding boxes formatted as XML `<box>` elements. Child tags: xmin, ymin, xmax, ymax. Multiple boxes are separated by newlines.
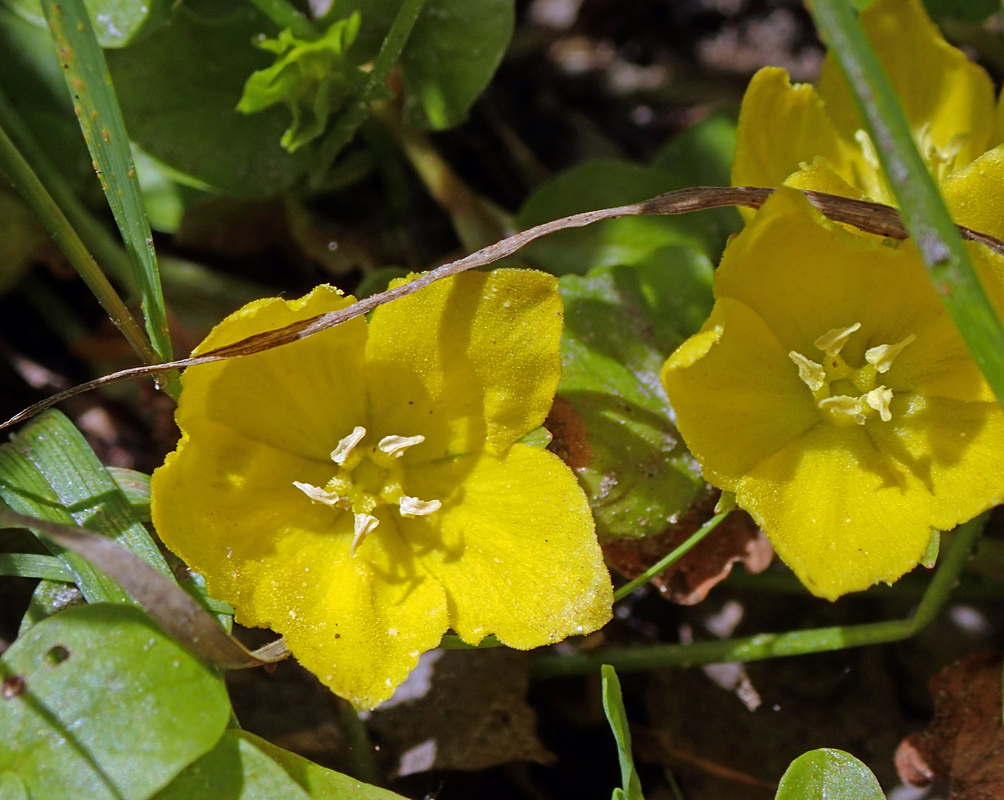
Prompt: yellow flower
<box><xmin>151</xmin><ymin>269</ymin><xmax>612</xmax><ymax>709</ymax></box>
<box><xmin>733</xmin><ymin>0</ymin><xmax>1004</xmax><ymax>239</ymax></box>
<box><xmin>661</xmin><ymin>188</ymin><xmax>1004</xmax><ymax>600</ymax></box>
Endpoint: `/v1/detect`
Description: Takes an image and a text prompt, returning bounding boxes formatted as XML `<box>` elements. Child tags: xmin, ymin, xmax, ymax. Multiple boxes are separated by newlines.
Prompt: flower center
<box><xmin>293</xmin><ymin>426</ymin><xmax>441</xmax><ymax>555</ymax></box>
<box><xmin>789</xmin><ymin>323</ymin><xmax>916</xmax><ymax>427</ymax></box>
<box><xmin>853</xmin><ymin>125</ymin><xmax>971</xmax><ymax>203</ymax></box>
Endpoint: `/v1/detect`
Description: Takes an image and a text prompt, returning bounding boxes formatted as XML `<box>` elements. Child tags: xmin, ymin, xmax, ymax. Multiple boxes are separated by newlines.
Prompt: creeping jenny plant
<box><xmin>151</xmin><ymin>269</ymin><xmax>613</xmax><ymax>709</ymax></box>
<box><xmin>732</xmin><ymin>0</ymin><xmax>1004</xmax><ymax>241</ymax></box>
<box><xmin>662</xmin><ymin>188</ymin><xmax>1004</xmax><ymax>600</ymax></box>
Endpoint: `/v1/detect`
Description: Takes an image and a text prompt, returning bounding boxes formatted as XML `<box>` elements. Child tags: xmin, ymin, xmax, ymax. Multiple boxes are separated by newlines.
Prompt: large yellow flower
<box><xmin>662</xmin><ymin>188</ymin><xmax>1004</xmax><ymax>600</ymax></box>
<box><xmin>732</xmin><ymin>0</ymin><xmax>1004</xmax><ymax>239</ymax></box>
<box><xmin>151</xmin><ymin>269</ymin><xmax>612</xmax><ymax>709</ymax></box>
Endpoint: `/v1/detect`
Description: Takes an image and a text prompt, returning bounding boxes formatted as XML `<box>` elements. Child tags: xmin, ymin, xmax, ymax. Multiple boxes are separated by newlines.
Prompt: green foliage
<box><xmin>237</xmin><ymin>15</ymin><xmax>367</xmax><ymax>153</ymax></box>
<box><xmin>0</xmin><ymin>410</ymin><xmax>174</xmax><ymax>604</ymax></box>
<box><xmin>557</xmin><ymin>257</ymin><xmax>710</xmax><ymax>539</ymax></box>
<box><xmin>3</xmin><ymin>0</ymin><xmax>172</xmax><ymax>47</ymax></box>
<box><xmin>516</xmin><ymin>114</ymin><xmax>740</xmax><ymax>276</ymax></box>
<box><xmin>0</xmin><ymin>603</ymin><xmax>231</xmax><ymax>800</ymax></box>
<box><xmin>104</xmin><ymin>4</ymin><xmax>315</xmax><ymax>198</ymax></box>
<box><xmin>774</xmin><ymin>749</ymin><xmax>884</xmax><ymax>800</ymax></box>
<box><xmin>601</xmin><ymin>665</ymin><xmax>644</xmax><ymax>800</ymax></box>
<box><xmin>327</xmin><ymin>0</ymin><xmax>514</xmax><ymax>130</ymax></box>
<box><xmin>922</xmin><ymin>0</ymin><xmax>998</xmax><ymax>22</ymax></box>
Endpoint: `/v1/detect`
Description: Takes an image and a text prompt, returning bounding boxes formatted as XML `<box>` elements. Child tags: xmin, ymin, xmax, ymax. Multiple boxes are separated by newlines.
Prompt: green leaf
<box><xmin>557</xmin><ymin>260</ymin><xmax>710</xmax><ymax>539</ymax></box>
<box><xmin>922</xmin><ymin>0</ymin><xmax>997</xmax><ymax>22</ymax></box>
<box><xmin>18</xmin><ymin>580</ymin><xmax>83</xmax><ymax>636</ymax></box>
<box><xmin>775</xmin><ymin>749</ymin><xmax>884</xmax><ymax>800</ymax></box>
<box><xmin>328</xmin><ymin>0</ymin><xmax>514</xmax><ymax>131</ymax></box>
<box><xmin>246</xmin><ymin>732</ymin><xmax>409</xmax><ymax>799</ymax></box>
<box><xmin>398</xmin><ymin>0</ymin><xmax>513</xmax><ymax>129</ymax></box>
<box><xmin>2</xmin><ymin>0</ymin><xmax>171</xmax><ymax>47</ymax></box>
<box><xmin>810</xmin><ymin>0</ymin><xmax>1004</xmax><ymax>410</ymax></box>
<box><xmin>41</xmin><ymin>0</ymin><xmax>174</xmax><ymax>363</ymax></box>
<box><xmin>152</xmin><ymin>732</ymin><xmax>312</xmax><ymax>800</ymax></box>
<box><xmin>105</xmin><ymin>4</ymin><xmax>314</xmax><ymax>197</ymax></box>
<box><xmin>601</xmin><ymin>666</ymin><xmax>644</xmax><ymax>800</ymax></box>
<box><xmin>237</xmin><ymin>14</ymin><xmax>367</xmax><ymax>153</ymax></box>
<box><xmin>0</xmin><ymin>603</ymin><xmax>230</xmax><ymax>800</ymax></box>
<box><xmin>0</xmin><ymin>409</ymin><xmax>174</xmax><ymax>604</ymax></box>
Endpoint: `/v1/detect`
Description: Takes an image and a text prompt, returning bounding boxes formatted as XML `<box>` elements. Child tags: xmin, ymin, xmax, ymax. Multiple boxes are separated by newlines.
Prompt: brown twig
<box><xmin>4</xmin><ymin>186</ymin><xmax>1002</xmax><ymax>431</ymax></box>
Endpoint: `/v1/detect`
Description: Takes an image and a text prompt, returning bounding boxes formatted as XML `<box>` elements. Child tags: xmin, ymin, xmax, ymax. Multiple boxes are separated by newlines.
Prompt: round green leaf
<box><xmin>775</xmin><ymin>749</ymin><xmax>884</xmax><ymax>800</ymax></box>
<box><xmin>557</xmin><ymin>258</ymin><xmax>711</xmax><ymax>539</ymax></box>
<box><xmin>399</xmin><ymin>0</ymin><xmax>514</xmax><ymax>129</ymax></box>
<box><xmin>105</xmin><ymin>6</ymin><xmax>314</xmax><ymax>197</ymax></box>
<box><xmin>0</xmin><ymin>604</ymin><xmax>230</xmax><ymax>800</ymax></box>
<box><xmin>153</xmin><ymin>732</ymin><xmax>312</xmax><ymax>800</ymax></box>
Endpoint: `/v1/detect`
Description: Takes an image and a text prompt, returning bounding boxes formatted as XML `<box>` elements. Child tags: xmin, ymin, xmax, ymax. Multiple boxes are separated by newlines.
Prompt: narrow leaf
<box><xmin>601</xmin><ymin>665</ymin><xmax>645</xmax><ymax>800</ymax></box>
<box><xmin>41</xmin><ymin>0</ymin><xmax>173</xmax><ymax>365</ymax></box>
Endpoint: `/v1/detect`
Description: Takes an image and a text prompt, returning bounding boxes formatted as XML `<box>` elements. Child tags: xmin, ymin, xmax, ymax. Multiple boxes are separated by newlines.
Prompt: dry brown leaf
<box><xmin>603</xmin><ymin>492</ymin><xmax>773</xmax><ymax>604</ymax></box>
<box><xmin>895</xmin><ymin>652</ymin><xmax>1004</xmax><ymax>800</ymax></box>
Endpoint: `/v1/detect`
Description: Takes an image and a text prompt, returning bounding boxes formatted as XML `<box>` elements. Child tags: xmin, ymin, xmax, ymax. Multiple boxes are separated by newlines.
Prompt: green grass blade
<box><xmin>0</xmin><ymin>552</ymin><xmax>72</xmax><ymax>581</ymax></box>
<box><xmin>809</xmin><ymin>0</ymin><xmax>1004</xmax><ymax>406</ymax></box>
<box><xmin>0</xmin><ymin>409</ymin><xmax>174</xmax><ymax>604</ymax></box>
<box><xmin>41</xmin><ymin>0</ymin><xmax>173</xmax><ymax>365</ymax></box>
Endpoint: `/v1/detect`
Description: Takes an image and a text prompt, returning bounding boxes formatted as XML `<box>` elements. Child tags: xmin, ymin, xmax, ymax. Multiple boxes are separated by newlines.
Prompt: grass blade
<box><xmin>41</xmin><ymin>0</ymin><xmax>174</xmax><ymax>366</ymax></box>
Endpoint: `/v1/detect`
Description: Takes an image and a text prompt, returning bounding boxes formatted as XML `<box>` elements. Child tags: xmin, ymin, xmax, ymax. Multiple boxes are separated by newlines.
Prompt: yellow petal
<box><xmin>869</xmin><ymin>395</ymin><xmax>1004</xmax><ymax>532</ymax></box>
<box><xmin>176</xmin><ymin>285</ymin><xmax>369</xmax><ymax>462</ymax></box>
<box><xmin>406</xmin><ymin>444</ymin><xmax>612</xmax><ymax>647</ymax></box>
<box><xmin>818</xmin><ymin>0</ymin><xmax>995</xmax><ymax>167</ymax></box>
<box><xmin>712</xmin><ymin>189</ymin><xmax>960</xmax><ymax>373</ymax></box>
<box><xmin>942</xmin><ymin>145</ymin><xmax>1004</xmax><ymax>242</ymax></box>
<box><xmin>661</xmin><ymin>297</ymin><xmax>820</xmax><ymax>488</ymax></box>
<box><xmin>736</xmin><ymin>422</ymin><xmax>934</xmax><ymax>600</ymax></box>
<box><xmin>732</xmin><ymin>67</ymin><xmax>859</xmax><ymax>210</ymax></box>
<box><xmin>365</xmin><ymin>269</ymin><xmax>563</xmax><ymax>457</ymax></box>
<box><xmin>151</xmin><ymin>417</ymin><xmax>449</xmax><ymax>710</ymax></box>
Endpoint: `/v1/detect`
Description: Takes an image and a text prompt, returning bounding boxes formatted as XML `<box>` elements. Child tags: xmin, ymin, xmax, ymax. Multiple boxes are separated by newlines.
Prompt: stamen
<box><xmin>814</xmin><ymin>323</ymin><xmax>861</xmax><ymax>356</ymax></box>
<box><xmin>350</xmin><ymin>513</ymin><xmax>379</xmax><ymax>556</ymax></box>
<box><xmin>378</xmin><ymin>434</ymin><xmax>425</xmax><ymax>458</ymax></box>
<box><xmin>787</xmin><ymin>351</ymin><xmax>827</xmax><ymax>391</ymax></box>
<box><xmin>332</xmin><ymin>426</ymin><xmax>367</xmax><ymax>465</ymax></box>
<box><xmin>399</xmin><ymin>496</ymin><xmax>442</xmax><ymax>517</ymax></box>
<box><xmin>865</xmin><ymin>334</ymin><xmax>917</xmax><ymax>373</ymax></box>
<box><xmin>865</xmin><ymin>386</ymin><xmax>894</xmax><ymax>422</ymax></box>
<box><xmin>789</xmin><ymin>351</ymin><xmax>826</xmax><ymax>392</ymax></box>
<box><xmin>818</xmin><ymin>395</ymin><xmax>866</xmax><ymax>425</ymax></box>
<box><xmin>294</xmin><ymin>481</ymin><xmax>344</xmax><ymax>506</ymax></box>
<box><xmin>854</xmin><ymin>129</ymin><xmax>881</xmax><ymax>171</ymax></box>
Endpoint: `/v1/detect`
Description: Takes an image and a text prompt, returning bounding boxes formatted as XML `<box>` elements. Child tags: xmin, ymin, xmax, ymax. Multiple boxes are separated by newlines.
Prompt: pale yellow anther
<box><xmin>814</xmin><ymin>323</ymin><xmax>861</xmax><ymax>356</ymax></box>
<box><xmin>789</xmin><ymin>351</ymin><xmax>826</xmax><ymax>392</ymax></box>
<box><xmin>294</xmin><ymin>481</ymin><xmax>344</xmax><ymax>506</ymax></box>
<box><xmin>865</xmin><ymin>386</ymin><xmax>894</xmax><ymax>422</ymax></box>
<box><xmin>351</xmin><ymin>513</ymin><xmax>380</xmax><ymax>556</ymax></box>
<box><xmin>865</xmin><ymin>334</ymin><xmax>917</xmax><ymax>373</ymax></box>
<box><xmin>378</xmin><ymin>434</ymin><xmax>425</xmax><ymax>458</ymax></box>
<box><xmin>818</xmin><ymin>395</ymin><xmax>867</xmax><ymax>425</ymax></box>
<box><xmin>399</xmin><ymin>496</ymin><xmax>441</xmax><ymax>518</ymax></box>
<box><xmin>332</xmin><ymin>426</ymin><xmax>367</xmax><ymax>465</ymax></box>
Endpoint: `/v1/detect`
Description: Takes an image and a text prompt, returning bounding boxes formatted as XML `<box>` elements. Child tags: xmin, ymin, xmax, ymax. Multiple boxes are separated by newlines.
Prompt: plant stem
<box><xmin>613</xmin><ymin>510</ymin><xmax>729</xmax><ymax>602</ymax></box>
<box><xmin>335</xmin><ymin>698</ymin><xmax>382</xmax><ymax>786</ymax></box>
<box><xmin>531</xmin><ymin>514</ymin><xmax>987</xmax><ymax>679</ymax></box>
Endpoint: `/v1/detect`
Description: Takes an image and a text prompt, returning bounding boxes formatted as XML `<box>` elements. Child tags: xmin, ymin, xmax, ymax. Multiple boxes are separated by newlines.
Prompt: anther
<box><xmin>814</xmin><ymin>323</ymin><xmax>861</xmax><ymax>356</ymax></box>
<box><xmin>865</xmin><ymin>386</ymin><xmax>894</xmax><ymax>422</ymax></box>
<box><xmin>294</xmin><ymin>481</ymin><xmax>344</xmax><ymax>506</ymax></box>
<box><xmin>332</xmin><ymin>426</ymin><xmax>367</xmax><ymax>465</ymax></box>
<box><xmin>351</xmin><ymin>513</ymin><xmax>379</xmax><ymax>556</ymax></box>
<box><xmin>399</xmin><ymin>496</ymin><xmax>441</xmax><ymax>517</ymax></box>
<box><xmin>789</xmin><ymin>351</ymin><xmax>826</xmax><ymax>392</ymax></box>
<box><xmin>378</xmin><ymin>434</ymin><xmax>425</xmax><ymax>458</ymax></box>
<box><xmin>865</xmin><ymin>334</ymin><xmax>917</xmax><ymax>373</ymax></box>
<box><xmin>818</xmin><ymin>395</ymin><xmax>867</xmax><ymax>425</ymax></box>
